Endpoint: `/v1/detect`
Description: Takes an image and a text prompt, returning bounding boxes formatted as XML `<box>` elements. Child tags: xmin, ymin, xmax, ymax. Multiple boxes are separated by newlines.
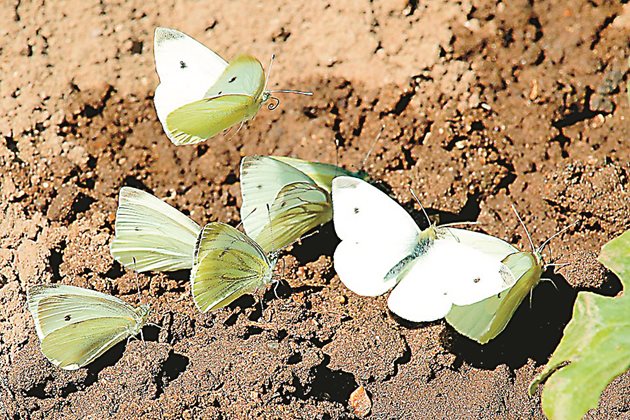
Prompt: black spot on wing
<box><xmin>228</xmin><ymin>76</ymin><xmax>237</xmax><ymax>83</ymax></box>
<box><xmin>180</xmin><ymin>60</ymin><xmax>187</xmax><ymax>69</ymax></box>
<box><xmin>353</xmin><ymin>207</ymin><xmax>360</xmax><ymax>214</ymax></box>
<box><xmin>64</xmin><ymin>315</ymin><xmax>71</xmax><ymax>321</ymax></box>
<box><xmin>473</xmin><ymin>277</ymin><xmax>480</xmax><ymax>283</ymax></box>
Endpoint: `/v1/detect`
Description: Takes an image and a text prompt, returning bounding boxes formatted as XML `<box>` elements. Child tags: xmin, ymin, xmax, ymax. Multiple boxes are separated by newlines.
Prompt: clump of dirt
<box><xmin>1</xmin><ymin>0</ymin><xmax>628</xmax><ymax>418</ymax></box>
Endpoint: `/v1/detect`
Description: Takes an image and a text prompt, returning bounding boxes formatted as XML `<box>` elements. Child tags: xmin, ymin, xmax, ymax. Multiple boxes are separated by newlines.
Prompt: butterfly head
<box><xmin>510</xmin><ymin>205</ymin><xmax>576</xmax><ymax>272</ymax></box>
<box><xmin>135</xmin><ymin>304</ymin><xmax>151</xmax><ymax>326</ymax></box>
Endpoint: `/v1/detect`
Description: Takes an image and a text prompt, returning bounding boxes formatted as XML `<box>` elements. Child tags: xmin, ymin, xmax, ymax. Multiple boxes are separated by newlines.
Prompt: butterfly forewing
<box><xmin>204</xmin><ymin>55</ymin><xmax>266</xmax><ymax>100</ymax></box>
<box><xmin>191</xmin><ymin>223</ymin><xmax>273</xmax><ymax>312</ymax></box>
<box><xmin>153</xmin><ymin>27</ymin><xmax>228</xmax><ymax>135</ymax></box>
<box><xmin>110</xmin><ymin>187</ymin><xmax>202</xmax><ymax>272</ymax></box>
<box><xmin>445</xmin><ymin>251</ymin><xmax>543</xmax><ymax>343</ymax></box>
<box><xmin>254</xmin><ymin>182</ymin><xmax>332</xmax><ymax>253</ymax></box>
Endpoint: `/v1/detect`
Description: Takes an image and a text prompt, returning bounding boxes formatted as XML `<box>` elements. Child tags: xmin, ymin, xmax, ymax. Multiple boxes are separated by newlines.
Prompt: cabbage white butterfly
<box><xmin>191</xmin><ymin>222</ymin><xmax>277</xmax><ymax>312</ymax></box>
<box><xmin>154</xmin><ymin>27</ymin><xmax>311</xmax><ymax>146</ymax></box>
<box><xmin>240</xmin><ymin>155</ymin><xmax>367</xmax><ymax>253</ymax></box>
<box><xmin>332</xmin><ymin>176</ymin><xmax>518</xmax><ymax>322</ymax></box>
<box><xmin>110</xmin><ymin>187</ymin><xmax>201</xmax><ymax>272</ymax></box>
<box><xmin>27</xmin><ymin>284</ymin><xmax>150</xmax><ymax>370</ymax></box>
<box><xmin>445</xmin><ymin>207</ymin><xmax>575</xmax><ymax>343</ymax></box>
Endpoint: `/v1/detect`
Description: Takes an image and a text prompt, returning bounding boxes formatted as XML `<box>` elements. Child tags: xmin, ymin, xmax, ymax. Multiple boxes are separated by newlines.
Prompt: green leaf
<box><xmin>529</xmin><ymin>230</ymin><xmax>630</xmax><ymax>420</ymax></box>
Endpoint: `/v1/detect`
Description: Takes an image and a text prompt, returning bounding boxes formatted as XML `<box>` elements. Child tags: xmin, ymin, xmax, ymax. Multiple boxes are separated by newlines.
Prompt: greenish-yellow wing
<box><xmin>446</xmin><ymin>251</ymin><xmax>543</xmax><ymax>344</ymax></box>
<box><xmin>166</xmin><ymin>94</ymin><xmax>258</xmax><ymax>146</ymax></box>
<box><xmin>254</xmin><ymin>182</ymin><xmax>332</xmax><ymax>253</ymax></box>
<box><xmin>205</xmin><ymin>55</ymin><xmax>266</xmax><ymax>99</ymax></box>
<box><xmin>110</xmin><ymin>187</ymin><xmax>201</xmax><ymax>272</ymax></box>
<box><xmin>27</xmin><ymin>284</ymin><xmax>140</xmax><ymax>338</ymax></box>
<box><xmin>191</xmin><ymin>222</ymin><xmax>273</xmax><ymax>313</ymax></box>
<box><xmin>40</xmin><ymin>317</ymin><xmax>137</xmax><ymax>370</ymax></box>
<box><xmin>271</xmin><ymin>156</ymin><xmax>363</xmax><ymax>194</ymax></box>
<box><xmin>240</xmin><ymin>156</ymin><xmax>318</xmax><ymax>242</ymax></box>
<box><xmin>27</xmin><ymin>284</ymin><xmax>147</xmax><ymax>370</ymax></box>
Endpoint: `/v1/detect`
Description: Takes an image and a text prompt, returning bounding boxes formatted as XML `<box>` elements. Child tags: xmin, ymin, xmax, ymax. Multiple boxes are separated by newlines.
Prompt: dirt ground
<box><xmin>1</xmin><ymin>0</ymin><xmax>629</xmax><ymax>418</ymax></box>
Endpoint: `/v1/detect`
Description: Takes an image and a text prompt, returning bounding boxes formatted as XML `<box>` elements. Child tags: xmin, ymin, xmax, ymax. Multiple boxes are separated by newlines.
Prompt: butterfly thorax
<box><xmin>503</xmin><ymin>251</ymin><xmax>544</xmax><ymax>289</ymax></box>
<box><xmin>132</xmin><ymin>304</ymin><xmax>151</xmax><ymax>333</ymax></box>
<box><xmin>384</xmin><ymin>227</ymin><xmax>437</xmax><ymax>281</ymax></box>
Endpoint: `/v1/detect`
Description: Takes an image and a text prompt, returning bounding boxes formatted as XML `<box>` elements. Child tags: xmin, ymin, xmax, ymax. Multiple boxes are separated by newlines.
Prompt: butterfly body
<box><xmin>27</xmin><ymin>284</ymin><xmax>150</xmax><ymax>370</ymax></box>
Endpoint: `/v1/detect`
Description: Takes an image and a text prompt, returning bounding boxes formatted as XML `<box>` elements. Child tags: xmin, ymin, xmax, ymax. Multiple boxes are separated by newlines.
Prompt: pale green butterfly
<box><xmin>239</xmin><ymin>155</ymin><xmax>370</xmax><ymax>254</ymax></box>
<box><xmin>110</xmin><ymin>187</ymin><xmax>201</xmax><ymax>272</ymax></box>
<box><xmin>446</xmin><ymin>207</ymin><xmax>575</xmax><ymax>344</ymax></box>
<box><xmin>27</xmin><ymin>284</ymin><xmax>150</xmax><ymax>370</ymax></box>
<box><xmin>191</xmin><ymin>222</ymin><xmax>278</xmax><ymax>312</ymax></box>
<box><xmin>154</xmin><ymin>27</ymin><xmax>311</xmax><ymax>146</ymax></box>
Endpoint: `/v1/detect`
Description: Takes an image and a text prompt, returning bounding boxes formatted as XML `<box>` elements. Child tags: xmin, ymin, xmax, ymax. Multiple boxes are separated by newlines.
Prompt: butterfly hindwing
<box><xmin>110</xmin><ymin>187</ymin><xmax>202</xmax><ymax>272</ymax></box>
<box><xmin>254</xmin><ymin>181</ymin><xmax>332</xmax><ymax>253</ymax></box>
<box><xmin>191</xmin><ymin>222</ymin><xmax>273</xmax><ymax>312</ymax></box>
<box><xmin>165</xmin><ymin>94</ymin><xmax>257</xmax><ymax>146</ymax></box>
<box><xmin>387</xmin><ymin>237</ymin><xmax>516</xmax><ymax>322</ymax></box>
<box><xmin>40</xmin><ymin>317</ymin><xmax>137</xmax><ymax>370</ymax></box>
<box><xmin>240</xmin><ymin>156</ymin><xmax>317</xmax><ymax>241</ymax></box>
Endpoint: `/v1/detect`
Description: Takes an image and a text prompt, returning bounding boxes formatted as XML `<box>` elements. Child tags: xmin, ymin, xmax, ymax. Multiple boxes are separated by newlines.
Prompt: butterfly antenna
<box><xmin>360</xmin><ymin>125</ymin><xmax>385</xmax><ymax>172</ymax></box>
<box><xmin>268</xmin><ymin>89</ymin><xmax>313</xmax><ymax>96</ymax></box>
<box><xmin>265</xmin><ymin>54</ymin><xmax>312</xmax><ymax>110</ymax></box>
<box><xmin>511</xmin><ymin>204</ymin><xmax>536</xmax><ymax>253</ymax></box>
<box><xmin>410</xmin><ymin>188</ymin><xmax>431</xmax><ymax>226</ymax></box>
<box><xmin>537</xmin><ymin>221</ymin><xmax>578</xmax><ymax>254</ymax></box>
<box><xmin>132</xmin><ymin>257</ymin><xmax>142</xmax><ymax>304</ymax></box>
<box><xmin>264</xmin><ymin>54</ymin><xmax>276</xmax><ymax>91</ymax></box>
<box><xmin>266</xmin><ymin>203</ymin><xmax>277</xmax><ymax>252</ymax></box>
<box><xmin>237</xmin><ymin>207</ymin><xmax>259</xmax><ymax>230</ymax></box>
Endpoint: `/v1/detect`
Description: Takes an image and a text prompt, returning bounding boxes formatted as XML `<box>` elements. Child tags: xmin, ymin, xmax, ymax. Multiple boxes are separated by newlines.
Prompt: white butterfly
<box><xmin>27</xmin><ymin>284</ymin><xmax>149</xmax><ymax>370</ymax></box>
<box><xmin>332</xmin><ymin>176</ymin><xmax>518</xmax><ymax>322</ymax></box>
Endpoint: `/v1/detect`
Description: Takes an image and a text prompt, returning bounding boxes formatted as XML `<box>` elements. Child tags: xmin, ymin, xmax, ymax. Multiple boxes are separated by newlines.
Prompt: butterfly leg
<box><xmin>540</xmin><ymin>278</ymin><xmax>559</xmax><ymax>291</ymax></box>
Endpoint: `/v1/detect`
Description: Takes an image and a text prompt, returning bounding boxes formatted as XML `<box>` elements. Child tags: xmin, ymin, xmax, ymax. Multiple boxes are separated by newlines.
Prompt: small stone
<box><xmin>349</xmin><ymin>385</ymin><xmax>371</xmax><ymax>417</ymax></box>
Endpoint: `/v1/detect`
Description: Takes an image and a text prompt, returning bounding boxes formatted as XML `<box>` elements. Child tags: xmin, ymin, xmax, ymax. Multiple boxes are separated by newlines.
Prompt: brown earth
<box><xmin>1</xmin><ymin>0</ymin><xmax>629</xmax><ymax>418</ymax></box>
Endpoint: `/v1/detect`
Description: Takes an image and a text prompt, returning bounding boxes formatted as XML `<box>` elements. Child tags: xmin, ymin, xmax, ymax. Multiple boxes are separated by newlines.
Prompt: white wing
<box><xmin>332</xmin><ymin>177</ymin><xmax>421</xmax><ymax>296</ymax></box>
<box><xmin>240</xmin><ymin>156</ymin><xmax>316</xmax><ymax>240</ymax></box>
<box><xmin>153</xmin><ymin>27</ymin><xmax>228</xmax><ymax>141</ymax></box>
<box><xmin>441</xmin><ymin>227</ymin><xmax>518</xmax><ymax>262</ymax></box>
<box><xmin>110</xmin><ymin>187</ymin><xmax>202</xmax><ymax>272</ymax></box>
<box><xmin>387</xmin><ymin>238</ymin><xmax>516</xmax><ymax>322</ymax></box>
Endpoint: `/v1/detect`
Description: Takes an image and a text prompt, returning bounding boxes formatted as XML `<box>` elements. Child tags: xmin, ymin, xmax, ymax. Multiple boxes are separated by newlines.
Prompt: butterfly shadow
<box><xmin>440</xmin><ymin>270</ymin><xmax>578</xmax><ymax>371</ymax></box>
<box><xmin>290</xmin><ymin>222</ymin><xmax>339</xmax><ymax>266</ymax></box>
<box><xmin>73</xmin><ymin>324</ymin><xmax>162</xmax><ymax>392</ymax></box>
